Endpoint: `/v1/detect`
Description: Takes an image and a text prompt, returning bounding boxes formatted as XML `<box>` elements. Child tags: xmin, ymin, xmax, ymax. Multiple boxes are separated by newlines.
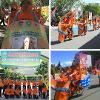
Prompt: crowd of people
<box><xmin>0</xmin><ymin>78</ymin><xmax>49</xmax><ymax>99</ymax></box>
<box><xmin>58</xmin><ymin>10</ymin><xmax>100</xmax><ymax>42</ymax></box>
<box><xmin>0</xmin><ymin>0</ymin><xmax>46</xmax><ymax>27</ymax></box>
<box><xmin>51</xmin><ymin>63</ymin><xmax>100</xmax><ymax>100</ymax></box>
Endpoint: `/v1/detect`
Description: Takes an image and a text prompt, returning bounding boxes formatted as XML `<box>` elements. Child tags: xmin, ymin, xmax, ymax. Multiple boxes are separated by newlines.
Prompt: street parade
<box><xmin>51</xmin><ymin>0</ymin><xmax>100</xmax><ymax>49</ymax></box>
<box><xmin>51</xmin><ymin>51</ymin><xmax>100</xmax><ymax>100</ymax></box>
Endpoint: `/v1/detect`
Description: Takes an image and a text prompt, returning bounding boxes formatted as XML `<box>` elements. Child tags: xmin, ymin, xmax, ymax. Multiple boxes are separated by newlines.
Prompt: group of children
<box><xmin>0</xmin><ymin>78</ymin><xmax>48</xmax><ymax>99</ymax></box>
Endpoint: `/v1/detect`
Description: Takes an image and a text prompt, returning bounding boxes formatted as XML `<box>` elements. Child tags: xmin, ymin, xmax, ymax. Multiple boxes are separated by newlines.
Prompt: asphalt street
<box><xmin>51</xmin><ymin>75</ymin><xmax>100</xmax><ymax>100</ymax></box>
<box><xmin>51</xmin><ymin>27</ymin><xmax>100</xmax><ymax>49</ymax></box>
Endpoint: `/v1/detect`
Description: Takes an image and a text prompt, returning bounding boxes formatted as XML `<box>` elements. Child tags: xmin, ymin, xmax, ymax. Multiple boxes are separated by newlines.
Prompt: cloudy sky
<box><xmin>51</xmin><ymin>51</ymin><xmax>79</xmax><ymax>67</ymax></box>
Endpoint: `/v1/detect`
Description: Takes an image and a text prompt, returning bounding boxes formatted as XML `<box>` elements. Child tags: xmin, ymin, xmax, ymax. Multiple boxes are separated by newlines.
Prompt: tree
<box><xmin>36</xmin><ymin>61</ymin><xmax>48</xmax><ymax>79</ymax></box>
<box><xmin>51</xmin><ymin>0</ymin><xmax>81</xmax><ymax>26</ymax></box>
<box><xmin>51</xmin><ymin>0</ymin><xmax>80</xmax><ymax>16</ymax></box>
<box><xmin>83</xmin><ymin>4</ymin><xmax>100</xmax><ymax>16</ymax></box>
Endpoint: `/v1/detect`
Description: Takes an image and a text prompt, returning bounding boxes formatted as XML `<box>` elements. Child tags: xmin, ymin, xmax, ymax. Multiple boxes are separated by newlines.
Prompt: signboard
<box><xmin>1</xmin><ymin>51</ymin><xmax>40</xmax><ymax>67</ymax></box>
<box><xmin>2</xmin><ymin>20</ymin><xmax>48</xmax><ymax>49</ymax></box>
<box><xmin>73</xmin><ymin>52</ymin><xmax>92</xmax><ymax>68</ymax></box>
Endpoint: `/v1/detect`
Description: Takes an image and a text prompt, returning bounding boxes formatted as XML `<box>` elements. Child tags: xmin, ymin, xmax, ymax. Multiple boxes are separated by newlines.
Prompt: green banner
<box><xmin>1</xmin><ymin>51</ymin><xmax>40</xmax><ymax>67</ymax></box>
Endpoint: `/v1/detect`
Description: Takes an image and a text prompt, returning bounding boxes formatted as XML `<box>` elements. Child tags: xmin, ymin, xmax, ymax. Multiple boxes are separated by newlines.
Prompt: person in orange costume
<box><xmin>5</xmin><ymin>86</ymin><xmax>10</xmax><ymax>99</ymax></box>
<box><xmin>92</xmin><ymin>16</ymin><xmax>97</xmax><ymax>30</ymax></box>
<box><xmin>27</xmin><ymin>86</ymin><xmax>32</xmax><ymax>99</ymax></box>
<box><xmin>33</xmin><ymin>86</ymin><xmax>38</xmax><ymax>99</ymax></box>
<box><xmin>7</xmin><ymin>2</ymin><xmax>20</xmax><ymax>26</ymax></box>
<box><xmin>27</xmin><ymin>80</ymin><xmax>31</xmax><ymax>88</ymax></box>
<box><xmin>15</xmin><ymin>79</ymin><xmax>21</xmax><ymax>90</ymax></box>
<box><xmin>9</xmin><ymin>86</ymin><xmax>14</xmax><ymax>98</ymax></box>
<box><xmin>58</xmin><ymin>11</ymin><xmax>74</xmax><ymax>42</ymax></box>
<box><xmin>51</xmin><ymin>74</ymin><xmax>70</xmax><ymax>100</ymax></box>
<box><xmin>32</xmin><ymin>81</ymin><xmax>36</xmax><ymax>88</ymax></box>
<box><xmin>38</xmin><ymin>80</ymin><xmax>42</xmax><ymax>96</ymax></box>
<box><xmin>42</xmin><ymin>85</ymin><xmax>47</xmax><ymax>99</ymax></box>
<box><xmin>78</xmin><ymin>18</ymin><xmax>86</xmax><ymax>36</ymax></box>
<box><xmin>23</xmin><ymin>79</ymin><xmax>26</xmax><ymax>89</ymax></box>
<box><xmin>9</xmin><ymin>78</ymin><xmax>14</xmax><ymax>88</ymax></box>
<box><xmin>69</xmin><ymin>66</ymin><xmax>82</xmax><ymax>96</ymax></box>
<box><xmin>14</xmin><ymin>0</ymin><xmax>40</xmax><ymax>23</ymax></box>
<box><xmin>23</xmin><ymin>87</ymin><xmax>27</xmax><ymax>98</ymax></box>
<box><xmin>15</xmin><ymin>87</ymin><xmax>21</xmax><ymax>98</ymax></box>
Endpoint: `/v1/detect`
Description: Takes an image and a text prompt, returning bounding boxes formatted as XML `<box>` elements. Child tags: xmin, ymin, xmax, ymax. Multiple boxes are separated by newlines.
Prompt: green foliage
<box><xmin>51</xmin><ymin>0</ymin><xmax>80</xmax><ymax>25</ymax></box>
<box><xmin>51</xmin><ymin>64</ymin><xmax>60</xmax><ymax>75</ymax></box>
<box><xmin>83</xmin><ymin>4</ymin><xmax>100</xmax><ymax>16</ymax></box>
<box><xmin>36</xmin><ymin>61</ymin><xmax>48</xmax><ymax>79</ymax></box>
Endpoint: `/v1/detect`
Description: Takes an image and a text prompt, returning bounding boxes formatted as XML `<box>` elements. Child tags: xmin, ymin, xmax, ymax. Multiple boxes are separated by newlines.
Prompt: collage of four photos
<box><xmin>0</xmin><ymin>0</ymin><xmax>100</xmax><ymax>100</ymax></box>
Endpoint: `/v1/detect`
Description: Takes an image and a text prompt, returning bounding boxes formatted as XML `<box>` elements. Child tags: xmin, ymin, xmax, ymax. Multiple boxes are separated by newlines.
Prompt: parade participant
<box><xmin>9</xmin><ymin>86</ymin><xmax>14</xmax><ymax>98</ymax></box>
<box><xmin>69</xmin><ymin>66</ymin><xmax>81</xmax><ymax>96</ymax></box>
<box><xmin>78</xmin><ymin>18</ymin><xmax>86</xmax><ymax>36</ymax></box>
<box><xmin>0</xmin><ymin>77</ymin><xmax>3</xmax><ymax>97</ymax></box>
<box><xmin>15</xmin><ymin>79</ymin><xmax>21</xmax><ymax>90</ymax></box>
<box><xmin>9</xmin><ymin>78</ymin><xmax>14</xmax><ymax>88</ymax></box>
<box><xmin>14</xmin><ymin>0</ymin><xmax>39</xmax><ymax>23</ymax></box>
<box><xmin>51</xmin><ymin>74</ymin><xmax>70</xmax><ymax>100</ymax></box>
<box><xmin>27</xmin><ymin>86</ymin><xmax>32</xmax><ymax>99</ymax></box>
<box><xmin>23</xmin><ymin>87</ymin><xmax>27</xmax><ymax>98</ymax></box>
<box><xmin>23</xmin><ymin>79</ymin><xmax>26</xmax><ymax>89</ymax></box>
<box><xmin>38</xmin><ymin>80</ymin><xmax>42</xmax><ymax>96</ymax></box>
<box><xmin>7</xmin><ymin>2</ymin><xmax>19</xmax><ymax>26</ymax></box>
<box><xmin>84</xmin><ymin>15</ymin><xmax>88</xmax><ymax>33</ymax></box>
<box><xmin>5</xmin><ymin>86</ymin><xmax>10</xmax><ymax>99</ymax></box>
<box><xmin>32</xmin><ymin>86</ymin><xmax>38</xmax><ymax>99</ymax></box>
<box><xmin>3</xmin><ymin>78</ymin><xmax>9</xmax><ymax>95</ymax></box>
<box><xmin>58</xmin><ymin>18</ymin><xmax>69</xmax><ymax>42</ymax></box>
<box><xmin>27</xmin><ymin>80</ymin><xmax>31</xmax><ymax>88</ymax></box>
<box><xmin>15</xmin><ymin>87</ymin><xmax>21</xmax><ymax>98</ymax></box>
<box><xmin>42</xmin><ymin>85</ymin><xmax>47</xmax><ymax>99</ymax></box>
<box><xmin>58</xmin><ymin>11</ymin><xmax>74</xmax><ymax>42</ymax></box>
<box><xmin>92</xmin><ymin>16</ymin><xmax>97</xmax><ymax>30</ymax></box>
<box><xmin>32</xmin><ymin>80</ymin><xmax>36</xmax><ymax>88</ymax></box>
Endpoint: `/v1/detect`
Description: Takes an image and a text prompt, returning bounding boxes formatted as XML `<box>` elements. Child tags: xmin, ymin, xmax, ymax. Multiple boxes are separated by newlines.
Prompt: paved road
<box><xmin>51</xmin><ymin>27</ymin><xmax>100</xmax><ymax>49</ymax></box>
<box><xmin>51</xmin><ymin>75</ymin><xmax>100</xmax><ymax>100</ymax></box>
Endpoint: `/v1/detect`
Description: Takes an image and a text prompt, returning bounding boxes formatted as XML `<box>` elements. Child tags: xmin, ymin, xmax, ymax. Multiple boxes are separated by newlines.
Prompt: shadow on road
<box><xmin>79</xmin><ymin>32</ymin><xmax>100</xmax><ymax>49</ymax></box>
<box><xmin>51</xmin><ymin>38</ymin><xmax>71</xmax><ymax>45</ymax></box>
<box><xmin>51</xmin><ymin>40</ymin><xmax>61</xmax><ymax>45</ymax></box>
<box><xmin>89</xmin><ymin>84</ymin><xmax>100</xmax><ymax>89</ymax></box>
<box><xmin>69</xmin><ymin>94</ymin><xmax>82</xmax><ymax>100</ymax></box>
<box><xmin>51</xmin><ymin>35</ymin><xmax>79</xmax><ymax>45</ymax></box>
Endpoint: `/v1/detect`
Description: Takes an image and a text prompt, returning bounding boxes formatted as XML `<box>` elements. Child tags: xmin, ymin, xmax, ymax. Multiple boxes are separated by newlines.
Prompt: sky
<box><xmin>51</xmin><ymin>51</ymin><xmax>79</xmax><ymax>67</ymax></box>
<box><xmin>82</xmin><ymin>0</ymin><xmax>100</xmax><ymax>3</ymax></box>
